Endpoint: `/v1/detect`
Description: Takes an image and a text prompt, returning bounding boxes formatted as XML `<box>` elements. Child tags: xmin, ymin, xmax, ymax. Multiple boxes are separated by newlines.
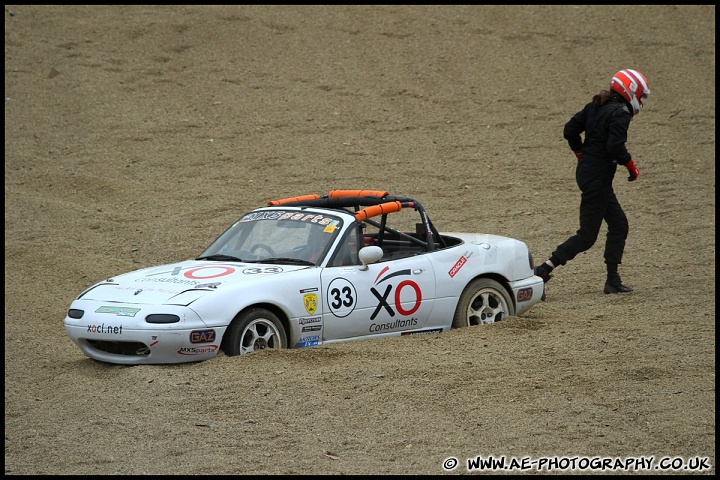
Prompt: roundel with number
<box><xmin>326</xmin><ymin>278</ymin><xmax>357</xmax><ymax>318</ymax></box>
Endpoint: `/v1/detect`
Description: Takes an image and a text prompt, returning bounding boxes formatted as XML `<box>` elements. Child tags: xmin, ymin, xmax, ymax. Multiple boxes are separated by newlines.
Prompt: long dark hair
<box><xmin>592</xmin><ymin>89</ymin><xmax>623</xmax><ymax>106</ymax></box>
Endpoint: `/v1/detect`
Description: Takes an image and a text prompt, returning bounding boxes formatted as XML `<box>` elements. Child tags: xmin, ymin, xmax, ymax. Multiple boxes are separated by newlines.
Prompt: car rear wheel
<box><xmin>222</xmin><ymin>308</ymin><xmax>287</xmax><ymax>356</ymax></box>
<box><xmin>452</xmin><ymin>278</ymin><xmax>515</xmax><ymax>328</ymax></box>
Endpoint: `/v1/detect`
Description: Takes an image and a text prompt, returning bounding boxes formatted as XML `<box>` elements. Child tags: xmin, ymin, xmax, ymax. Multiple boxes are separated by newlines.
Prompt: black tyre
<box><xmin>222</xmin><ymin>308</ymin><xmax>287</xmax><ymax>356</ymax></box>
<box><xmin>452</xmin><ymin>278</ymin><xmax>515</xmax><ymax>328</ymax></box>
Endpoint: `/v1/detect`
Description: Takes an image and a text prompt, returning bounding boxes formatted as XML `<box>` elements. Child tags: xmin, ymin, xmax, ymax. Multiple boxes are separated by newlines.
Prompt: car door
<box><xmin>320</xmin><ymin>255</ymin><xmax>436</xmax><ymax>340</ymax></box>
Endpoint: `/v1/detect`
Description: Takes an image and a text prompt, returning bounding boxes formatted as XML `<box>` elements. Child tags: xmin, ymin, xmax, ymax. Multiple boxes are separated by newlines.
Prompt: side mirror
<box><xmin>358</xmin><ymin>246</ymin><xmax>383</xmax><ymax>270</ymax></box>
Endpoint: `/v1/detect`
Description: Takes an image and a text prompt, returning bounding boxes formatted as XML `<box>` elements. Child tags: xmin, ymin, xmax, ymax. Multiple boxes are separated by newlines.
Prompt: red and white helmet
<box><xmin>610</xmin><ymin>69</ymin><xmax>650</xmax><ymax>115</ymax></box>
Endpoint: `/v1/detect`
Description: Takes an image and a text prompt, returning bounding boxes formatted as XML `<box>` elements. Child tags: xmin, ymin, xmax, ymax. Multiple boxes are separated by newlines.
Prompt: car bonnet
<box><xmin>78</xmin><ymin>260</ymin><xmax>310</xmax><ymax>306</ymax></box>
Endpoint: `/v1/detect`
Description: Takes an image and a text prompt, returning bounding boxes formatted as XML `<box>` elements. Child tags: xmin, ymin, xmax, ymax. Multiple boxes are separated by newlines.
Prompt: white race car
<box><xmin>64</xmin><ymin>190</ymin><xmax>545</xmax><ymax>364</ymax></box>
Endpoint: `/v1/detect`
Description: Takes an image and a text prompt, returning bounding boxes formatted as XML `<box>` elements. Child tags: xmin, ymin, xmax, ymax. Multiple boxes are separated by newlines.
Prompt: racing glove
<box><xmin>572</xmin><ymin>149</ymin><xmax>582</xmax><ymax>162</ymax></box>
<box><xmin>625</xmin><ymin>159</ymin><xmax>640</xmax><ymax>182</ymax></box>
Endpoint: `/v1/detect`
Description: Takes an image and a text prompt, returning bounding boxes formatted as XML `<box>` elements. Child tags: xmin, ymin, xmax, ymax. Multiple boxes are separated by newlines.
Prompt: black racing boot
<box><xmin>534</xmin><ymin>263</ymin><xmax>553</xmax><ymax>301</ymax></box>
<box><xmin>534</xmin><ymin>263</ymin><xmax>553</xmax><ymax>284</ymax></box>
<box><xmin>603</xmin><ymin>278</ymin><xmax>633</xmax><ymax>294</ymax></box>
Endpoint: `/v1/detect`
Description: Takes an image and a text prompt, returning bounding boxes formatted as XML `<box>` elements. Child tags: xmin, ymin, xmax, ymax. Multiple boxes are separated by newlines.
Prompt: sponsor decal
<box><xmin>304</xmin><ymin>293</ymin><xmax>318</xmax><ymax>315</ymax></box>
<box><xmin>240</xmin><ymin>211</ymin><xmax>286</xmax><ymax>222</ymax></box>
<box><xmin>142</xmin><ymin>264</ymin><xmax>238</xmax><ymax>285</ymax></box>
<box><xmin>370</xmin><ymin>267</ymin><xmax>422</xmax><ymax>320</ymax></box>
<box><xmin>276</xmin><ymin>212</ymin><xmax>335</xmax><ymax>225</ymax></box>
<box><xmin>178</xmin><ymin>345</ymin><xmax>219</xmax><ymax>356</ymax></box>
<box><xmin>184</xmin><ymin>266</ymin><xmax>235</xmax><ymax>280</ymax></box>
<box><xmin>136</xmin><ymin>276</ymin><xmax>196</xmax><ymax>286</ymax></box>
<box><xmin>401</xmin><ymin>328</ymin><xmax>444</xmax><ymax>336</ymax></box>
<box><xmin>448</xmin><ymin>255</ymin><xmax>467</xmax><ymax>278</ymax></box>
<box><xmin>195</xmin><ymin>282</ymin><xmax>221</xmax><ymax>289</ymax></box>
<box><xmin>298</xmin><ymin>316</ymin><xmax>321</xmax><ymax>325</ymax></box>
<box><xmin>114</xmin><ymin>285</ymin><xmax>181</xmax><ymax>294</ymax></box>
<box><xmin>96</xmin><ymin>306</ymin><xmax>140</xmax><ymax>317</ymax></box>
<box><xmin>296</xmin><ymin>334</ymin><xmax>321</xmax><ymax>348</ymax></box>
<box><xmin>517</xmin><ymin>287</ymin><xmax>534</xmax><ymax>302</ymax></box>
<box><xmin>302</xmin><ymin>325</ymin><xmax>322</xmax><ymax>332</ymax></box>
<box><xmin>150</xmin><ymin>335</ymin><xmax>159</xmax><ymax>347</ymax></box>
<box><xmin>370</xmin><ymin>317</ymin><xmax>418</xmax><ymax>333</ymax></box>
<box><xmin>86</xmin><ymin>324</ymin><xmax>123</xmax><ymax>334</ymax></box>
<box><xmin>241</xmin><ymin>210</ymin><xmax>340</xmax><ymax>226</ymax></box>
<box><xmin>241</xmin><ymin>211</ymin><xmax>337</xmax><ymax>226</ymax></box>
<box><xmin>299</xmin><ymin>287</ymin><xmax>319</xmax><ymax>293</ymax></box>
<box><xmin>190</xmin><ymin>329</ymin><xmax>216</xmax><ymax>343</ymax></box>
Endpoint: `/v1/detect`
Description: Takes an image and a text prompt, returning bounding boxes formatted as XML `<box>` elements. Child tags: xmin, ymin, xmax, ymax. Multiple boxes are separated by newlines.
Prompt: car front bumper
<box><xmin>64</xmin><ymin>300</ymin><xmax>226</xmax><ymax>365</ymax></box>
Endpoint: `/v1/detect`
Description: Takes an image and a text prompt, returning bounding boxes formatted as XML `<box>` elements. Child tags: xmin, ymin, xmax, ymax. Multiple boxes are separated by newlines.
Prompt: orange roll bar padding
<box><xmin>267</xmin><ymin>194</ymin><xmax>320</xmax><ymax>206</ymax></box>
<box><xmin>354</xmin><ymin>201</ymin><xmax>402</xmax><ymax>221</ymax></box>
<box><xmin>328</xmin><ymin>189</ymin><xmax>389</xmax><ymax>199</ymax></box>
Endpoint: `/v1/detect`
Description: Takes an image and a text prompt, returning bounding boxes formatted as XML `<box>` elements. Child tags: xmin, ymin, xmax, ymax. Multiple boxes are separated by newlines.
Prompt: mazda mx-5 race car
<box><xmin>64</xmin><ymin>190</ymin><xmax>545</xmax><ymax>364</ymax></box>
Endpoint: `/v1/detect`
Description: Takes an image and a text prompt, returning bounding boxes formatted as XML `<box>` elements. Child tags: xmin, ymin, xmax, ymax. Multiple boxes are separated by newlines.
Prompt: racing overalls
<box><xmin>549</xmin><ymin>97</ymin><xmax>634</xmax><ymax>270</ymax></box>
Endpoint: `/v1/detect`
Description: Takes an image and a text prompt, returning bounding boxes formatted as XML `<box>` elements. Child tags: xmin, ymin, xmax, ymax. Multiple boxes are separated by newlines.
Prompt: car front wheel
<box><xmin>222</xmin><ymin>308</ymin><xmax>287</xmax><ymax>356</ymax></box>
<box><xmin>452</xmin><ymin>278</ymin><xmax>515</xmax><ymax>328</ymax></box>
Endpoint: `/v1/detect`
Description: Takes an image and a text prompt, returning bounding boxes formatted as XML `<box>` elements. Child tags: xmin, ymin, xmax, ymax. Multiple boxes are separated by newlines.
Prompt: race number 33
<box><xmin>327</xmin><ymin>278</ymin><xmax>357</xmax><ymax>318</ymax></box>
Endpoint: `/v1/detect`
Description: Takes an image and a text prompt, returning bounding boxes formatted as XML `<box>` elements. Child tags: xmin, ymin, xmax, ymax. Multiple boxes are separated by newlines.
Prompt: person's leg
<box><xmin>603</xmin><ymin>193</ymin><xmax>632</xmax><ymax>293</ymax></box>
<box><xmin>536</xmin><ymin>184</ymin><xmax>608</xmax><ymax>283</ymax></box>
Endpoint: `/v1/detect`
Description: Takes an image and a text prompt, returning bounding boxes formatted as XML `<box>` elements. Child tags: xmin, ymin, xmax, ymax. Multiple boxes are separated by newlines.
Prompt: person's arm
<box><xmin>563</xmin><ymin>106</ymin><xmax>586</xmax><ymax>159</ymax></box>
<box><xmin>607</xmin><ymin>106</ymin><xmax>639</xmax><ymax>181</ymax></box>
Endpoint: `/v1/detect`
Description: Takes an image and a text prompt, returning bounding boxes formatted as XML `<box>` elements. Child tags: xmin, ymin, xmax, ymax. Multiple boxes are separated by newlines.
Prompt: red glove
<box><xmin>572</xmin><ymin>149</ymin><xmax>582</xmax><ymax>162</ymax></box>
<box><xmin>626</xmin><ymin>159</ymin><xmax>640</xmax><ymax>182</ymax></box>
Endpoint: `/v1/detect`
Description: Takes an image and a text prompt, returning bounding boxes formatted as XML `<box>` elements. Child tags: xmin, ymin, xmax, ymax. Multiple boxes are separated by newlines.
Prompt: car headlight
<box><xmin>68</xmin><ymin>309</ymin><xmax>84</xmax><ymax>319</ymax></box>
<box><xmin>145</xmin><ymin>314</ymin><xmax>180</xmax><ymax>324</ymax></box>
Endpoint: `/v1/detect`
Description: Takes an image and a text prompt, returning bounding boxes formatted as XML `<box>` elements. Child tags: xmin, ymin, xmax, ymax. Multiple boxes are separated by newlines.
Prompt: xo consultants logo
<box><xmin>369</xmin><ymin>267</ymin><xmax>422</xmax><ymax>332</ymax></box>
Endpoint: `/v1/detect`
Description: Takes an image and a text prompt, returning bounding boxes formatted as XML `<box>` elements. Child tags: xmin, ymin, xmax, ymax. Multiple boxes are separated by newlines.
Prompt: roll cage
<box><xmin>267</xmin><ymin>190</ymin><xmax>449</xmax><ymax>252</ymax></box>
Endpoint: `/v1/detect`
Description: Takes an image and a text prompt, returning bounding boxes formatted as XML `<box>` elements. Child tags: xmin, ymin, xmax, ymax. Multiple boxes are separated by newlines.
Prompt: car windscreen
<box><xmin>197</xmin><ymin>210</ymin><xmax>344</xmax><ymax>264</ymax></box>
